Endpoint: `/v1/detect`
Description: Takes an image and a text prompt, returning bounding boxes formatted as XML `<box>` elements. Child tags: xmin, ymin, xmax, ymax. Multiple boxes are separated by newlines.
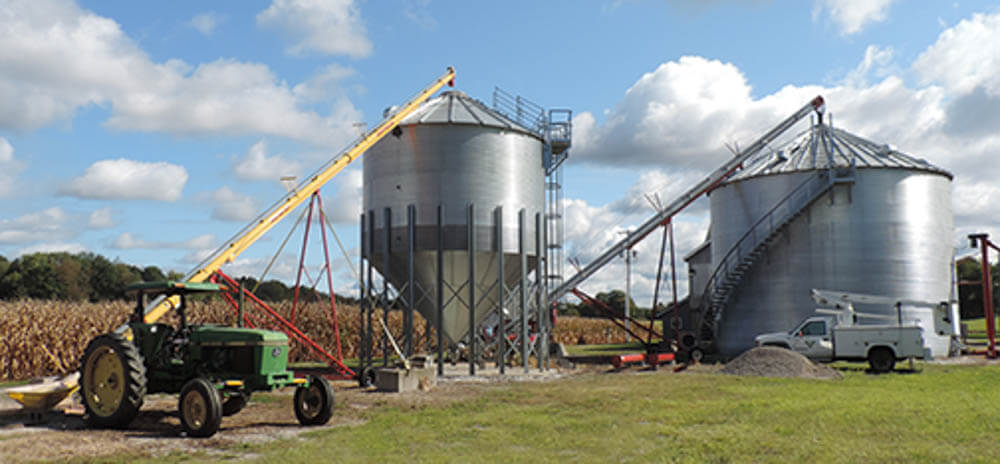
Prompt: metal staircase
<box><xmin>696</xmin><ymin>167</ymin><xmax>855</xmax><ymax>344</ymax></box>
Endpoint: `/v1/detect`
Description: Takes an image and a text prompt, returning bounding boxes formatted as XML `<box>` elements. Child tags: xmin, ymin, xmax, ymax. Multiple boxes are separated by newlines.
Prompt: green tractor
<box><xmin>78</xmin><ymin>281</ymin><xmax>334</xmax><ymax>438</ymax></box>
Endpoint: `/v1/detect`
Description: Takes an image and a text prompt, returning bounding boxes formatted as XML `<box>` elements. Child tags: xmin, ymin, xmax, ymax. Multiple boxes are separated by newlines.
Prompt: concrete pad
<box><xmin>375</xmin><ymin>365</ymin><xmax>436</xmax><ymax>393</ymax></box>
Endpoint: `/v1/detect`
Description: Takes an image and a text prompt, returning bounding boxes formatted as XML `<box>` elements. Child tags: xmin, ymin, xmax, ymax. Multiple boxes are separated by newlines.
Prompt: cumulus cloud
<box><xmin>0</xmin><ymin>207</ymin><xmax>75</xmax><ymax>244</ymax></box>
<box><xmin>112</xmin><ymin>231</ymin><xmax>216</xmax><ymax>250</ymax></box>
<box><xmin>561</xmin><ymin>12</ymin><xmax>1000</xmax><ymax>301</ymax></box>
<box><xmin>0</xmin><ymin>137</ymin><xmax>26</xmax><ymax>196</ymax></box>
<box><xmin>813</xmin><ymin>0</ymin><xmax>897</xmax><ymax>35</ymax></box>
<box><xmin>322</xmin><ymin>169</ymin><xmax>363</xmax><ymax>224</ymax></box>
<box><xmin>16</xmin><ymin>242</ymin><xmax>87</xmax><ymax>256</ymax></box>
<box><xmin>233</xmin><ymin>140</ymin><xmax>303</xmax><ymax>181</ymax></box>
<box><xmin>61</xmin><ymin>158</ymin><xmax>188</xmax><ymax>201</ymax></box>
<box><xmin>88</xmin><ymin>207</ymin><xmax>114</xmax><ymax>228</ymax></box>
<box><xmin>257</xmin><ymin>0</ymin><xmax>372</xmax><ymax>58</ymax></box>
<box><xmin>209</xmin><ymin>186</ymin><xmax>259</xmax><ymax>222</ymax></box>
<box><xmin>188</xmin><ymin>12</ymin><xmax>222</xmax><ymax>35</ymax></box>
<box><xmin>0</xmin><ymin>0</ymin><xmax>361</xmax><ymax>148</ymax></box>
<box><xmin>914</xmin><ymin>13</ymin><xmax>1000</xmax><ymax>96</ymax></box>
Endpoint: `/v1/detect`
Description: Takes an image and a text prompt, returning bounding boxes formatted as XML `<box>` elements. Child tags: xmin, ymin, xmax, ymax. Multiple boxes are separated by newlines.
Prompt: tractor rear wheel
<box><xmin>179</xmin><ymin>377</ymin><xmax>223</xmax><ymax>438</ymax></box>
<box><xmin>294</xmin><ymin>375</ymin><xmax>334</xmax><ymax>426</ymax></box>
<box><xmin>79</xmin><ymin>333</ymin><xmax>147</xmax><ymax>429</ymax></box>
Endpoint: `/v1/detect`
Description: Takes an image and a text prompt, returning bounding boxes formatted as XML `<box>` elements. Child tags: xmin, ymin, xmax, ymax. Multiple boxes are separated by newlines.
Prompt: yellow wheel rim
<box><xmin>182</xmin><ymin>390</ymin><xmax>207</xmax><ymax>429</ymax></box>
<box><xmin>83</xmin><ymin>346</ymin><xmax>125</xmax><ymax>417</ymax></box>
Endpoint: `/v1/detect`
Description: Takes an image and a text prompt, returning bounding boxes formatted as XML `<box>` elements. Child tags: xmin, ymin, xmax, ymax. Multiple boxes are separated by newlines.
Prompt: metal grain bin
<box><xmin>363</xmin><ymin>91</ymin><xmax>544</xmax><ymax>344</ymax></box>
<box><xmin>706</xmin><ymin>123</ymin><xmax>954</xmax><ymax>357</ymax></box>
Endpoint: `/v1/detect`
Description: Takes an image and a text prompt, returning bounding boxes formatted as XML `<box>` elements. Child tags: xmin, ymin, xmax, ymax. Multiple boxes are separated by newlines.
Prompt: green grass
<box><xmin>65</xmin><ymin>363</ymin><xmax>1000</xmax><ymax>463</ymax></box>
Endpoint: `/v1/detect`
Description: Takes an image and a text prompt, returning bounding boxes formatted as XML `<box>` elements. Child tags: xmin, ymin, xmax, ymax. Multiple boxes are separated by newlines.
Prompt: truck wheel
<box><xmin>868</xmin><ymin>347</ymin><xmax>896</xmax><ymax>373</ymax></box>
<box><xmin>294</xmin><ymin>375</ymin><xmax>334</xmax><ymax>426</ymax></box>
<box><xmin>80</xmin><ymin>333</ymin><xmax>147</xmax><ymax>429</ymax></box>
<box><xmin>221</xmin><ymin>392</ymin><xmax>250</xmax><ymax>416</ymax></box>
<box><xmin>179</xmin><ymin>378</ymin><xmax>223</xmax><ymax>438</ymax></box>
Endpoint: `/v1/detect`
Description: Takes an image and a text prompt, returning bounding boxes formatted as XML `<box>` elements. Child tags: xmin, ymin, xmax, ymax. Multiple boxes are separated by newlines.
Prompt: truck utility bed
<box><xmin>832</xmin><ymin>325</ymin><xmax>929</xmax><ymax>360</ymax></box>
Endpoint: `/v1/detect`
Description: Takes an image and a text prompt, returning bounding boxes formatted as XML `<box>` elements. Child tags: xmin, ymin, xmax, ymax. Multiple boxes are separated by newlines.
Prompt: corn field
<box><xmin>0</xmin><ymin>298</ymin><xmax>637</xmax><ymax>381</ymax></box>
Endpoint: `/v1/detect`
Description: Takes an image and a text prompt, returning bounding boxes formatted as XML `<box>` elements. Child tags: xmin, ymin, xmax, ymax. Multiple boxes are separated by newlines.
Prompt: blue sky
<box><xmin>2</xmin><ymin>0</ymin><xmax>999</xmax><ymax>303</ymax></box>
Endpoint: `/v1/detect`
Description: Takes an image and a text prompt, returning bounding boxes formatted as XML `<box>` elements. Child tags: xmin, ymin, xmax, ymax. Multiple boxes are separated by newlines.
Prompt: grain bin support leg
<box><xmin>407</xmin><ymin>204</ymin><xmax>416</xmax><ymax>358</ymax></box>
<box><xmin>468</xmin><ymin>204</ymin><xmax>476</xmax><ymax>376</ymax></box>
<box><xmin>520</xmin><ymin>209</ymin><xmax>529</xmax><ymax>374</ymax></box>
<box><xmin>437</xmin><ymin>204</ymin><xmax>445</xmax><ymax>376</ymax></box>
<box><xmin>496</xmin><ymin>206</ymin><xmax>505</xmax><ymax>373</ymax></box>
<box><xmin>360</xmin><ymin>213</ymin><xmax>367</xmax><ymax>373</ymax></box>
<box><xmin>383</xmin><ymin>207</ymin><xmax>392</xmax><ymax>367</ymax></box>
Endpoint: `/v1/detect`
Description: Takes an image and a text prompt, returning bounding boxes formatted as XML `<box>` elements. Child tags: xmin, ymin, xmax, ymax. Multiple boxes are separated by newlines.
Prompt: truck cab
<box><xmin>756</xmin><ymin>316</ymin><xmax>835</xmax><ymax>361</ymax></box>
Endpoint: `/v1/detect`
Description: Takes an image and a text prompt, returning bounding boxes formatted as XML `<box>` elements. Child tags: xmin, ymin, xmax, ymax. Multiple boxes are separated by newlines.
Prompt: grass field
<box><xmin>96</xmin><ymin>362</ymin><xmax>1000</xmax><ymax>464</ymax></box>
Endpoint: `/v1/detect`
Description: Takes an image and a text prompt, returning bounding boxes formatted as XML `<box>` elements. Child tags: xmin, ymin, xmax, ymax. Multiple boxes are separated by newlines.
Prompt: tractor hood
<box><xmin>189</xmin><ymin>325</ymin><xmax>288</xmax><ymax>347</ymax></box>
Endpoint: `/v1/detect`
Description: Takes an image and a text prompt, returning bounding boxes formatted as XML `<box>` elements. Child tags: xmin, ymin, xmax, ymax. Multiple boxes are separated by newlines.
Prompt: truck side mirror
<box><xmin>797</xmin><ymin>330</ymin><xmax>803</xmax><ymax>337</ymax></box>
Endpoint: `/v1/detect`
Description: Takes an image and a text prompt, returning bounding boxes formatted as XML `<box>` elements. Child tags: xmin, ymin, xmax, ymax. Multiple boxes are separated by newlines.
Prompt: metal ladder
<box><xmin>696</xmin><ymin>167</ymin><xmax>855</xmax><ymax>344</ymax></box>
<box><xmin>492</xmin><ymin>87</ymin><xmax>572</xmax><ymax>293</ymax></box>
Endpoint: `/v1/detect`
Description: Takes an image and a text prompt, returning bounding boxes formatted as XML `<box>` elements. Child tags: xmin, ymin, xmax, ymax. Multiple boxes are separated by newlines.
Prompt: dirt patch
<box><xmin>0</xmin><ymin>369</ymin><xmax>572</xmax><ymax>463</ymax></box>
<box><xmin>720</xmin><ymin>347</ymin><xmax>842</xmax><ymax>380</ymax></box>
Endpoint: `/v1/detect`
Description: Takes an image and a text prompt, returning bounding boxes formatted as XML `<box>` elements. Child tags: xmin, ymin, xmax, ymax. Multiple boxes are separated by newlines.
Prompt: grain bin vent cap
<box><xmin>396</xmin><ymin>90</ymin><xmax>541</xmax><ymax>137</ymax></box>
<box><xmin>729</xmin><ymin>123</ymin><xmax>952</xmax><ymax>181</ymax></box>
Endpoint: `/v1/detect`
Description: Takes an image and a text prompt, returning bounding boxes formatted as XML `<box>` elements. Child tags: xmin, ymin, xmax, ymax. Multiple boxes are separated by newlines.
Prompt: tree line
<box><xmin>0</xmin><ymin>252</ymin><xmax>353</xmax><ymax>304</ymax></box>
<box><xmin>0</xmin><ymin>251</ymin><xmax>995</xmax><ymax>318</ymax></box>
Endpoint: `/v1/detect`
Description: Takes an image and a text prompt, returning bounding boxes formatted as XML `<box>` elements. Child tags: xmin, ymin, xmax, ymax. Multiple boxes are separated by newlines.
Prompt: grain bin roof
<box><xmin>398</xmin><ymin>90</ymin><xmax>539</xmax><ymax>136</ymax></box>
<box><xmin>729</xmin><ymin>123</ymin><xmax>952</xmax><ymax>181</ymax></box>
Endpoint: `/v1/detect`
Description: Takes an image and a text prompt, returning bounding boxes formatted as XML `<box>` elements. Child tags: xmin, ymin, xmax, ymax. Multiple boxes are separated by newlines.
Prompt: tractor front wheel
<box><xmin>294</xmin><ymin>375</ymin><xmax>334</xmax><ymax>426</ymax></box>
<box><xmin>179</xmin><ymin>377</ymin><xmax>223</xmax><ymax>438</ymax></box>
<box><xmin>80</xmin><ymin>333</ymin><xmax>147</xmax><ymax>429</ymax></box>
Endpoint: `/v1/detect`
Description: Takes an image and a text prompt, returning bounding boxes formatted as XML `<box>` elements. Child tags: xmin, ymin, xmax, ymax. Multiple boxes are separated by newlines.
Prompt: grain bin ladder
<box><xmin>547</xmin><ymin>95</ymin><xmax>826</xmax><ymax>304</ymax></box>
<box><xmin>129</xmin><ymin>67</ymin><xmax>457</xmax><ymax>328</ymax></box>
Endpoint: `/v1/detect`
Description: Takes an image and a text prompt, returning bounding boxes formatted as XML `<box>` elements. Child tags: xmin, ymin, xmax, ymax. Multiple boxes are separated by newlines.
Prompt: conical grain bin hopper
<box><xmin>363</xmin><ymin>91</ymin><xmax>544</xmax><ymax>344</ymax></box>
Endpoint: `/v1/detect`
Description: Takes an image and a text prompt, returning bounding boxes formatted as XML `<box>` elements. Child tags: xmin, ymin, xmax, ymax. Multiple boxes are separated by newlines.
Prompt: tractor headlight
<box><xmin>272</xmin><ymin>347</ymin><xmax>282</xmax><ymax>357</ymax></box>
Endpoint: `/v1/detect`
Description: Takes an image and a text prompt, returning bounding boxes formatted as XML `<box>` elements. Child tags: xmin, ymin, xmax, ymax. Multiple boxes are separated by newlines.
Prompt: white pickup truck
<box><xmin>754</xmin><ymin>315</ymin><xmax>929</xmax><ymax>372</ymax></box>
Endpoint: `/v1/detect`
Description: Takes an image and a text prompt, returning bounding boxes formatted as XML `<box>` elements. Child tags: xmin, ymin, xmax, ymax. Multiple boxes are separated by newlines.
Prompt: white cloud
<box><xmin>256</xmin><ymin>0</ymin><xmax>372</xmax><ymax>58</ymax></box>
<box><xmin>188</xmin><ymin>12</ymin><xmax>222</xmax><ymax>36</ymax></box>
<box><xmin>88</xmin><ymin>207</ymin><xmax>114</xmax><ymax>228</ymax></box>
<box><xmin>0</xmin><ymin>137</ymin><xmax>26</xmax><ymax>196</ymax></box>
<box><xmin>560</xmin><ymin>14</ymin><xmax>1000</xmax><ymax>301</ymax></box>
<box><xmin>61</xmin><ymin>158</ymin><xmax>188</xmax><ymax>201</ymax></box>
<box><xmin>233</xmin><ymin>140</ymin><xmax>303</xmax><ymax>182</ymax></box>
<box><xmin>573</xmin><ymin>56</ymin><xmax>787</xmax><ymax>170</ymax></box>
<box><xmin>843</xmin><ymin>45</ymin><xmax>896</xmax><ymax>87</ymax></box>
<box><xmin>813</xmin><ymin>0</ymin><xmax>897</xmax><ymax>35</ymax></box>
<box><xmin>0</xmin><ymin>0</ymin><xmax>362</xmax><ymax>148</ymax></box>
<box><xmin>322</xmin><ymin>169</ymin><xmax>363</xmax><ymax>224</ymax></box>
<box><xmin>913</xmin><ymin>12</ymin><xmax>1000</xmax><ymax>96</ymax></box>
<box><xmin>112</xmin><ymin>231</ymin><xmax>216</xmax><ymax>250</ymax></box>
<box><xmin>16</xmin><ymin>241</ymin><xmax>87</xmax><ymax>256</ymax></box>
<box><xmin>0</xmin><ymin>207</ymin><xmax>75</xmax><ymax>244</ymax></box>
<box><xmin>209</xmin><ymin>186</ymin><xmax>259</xmax><ymax>222</ymax></box>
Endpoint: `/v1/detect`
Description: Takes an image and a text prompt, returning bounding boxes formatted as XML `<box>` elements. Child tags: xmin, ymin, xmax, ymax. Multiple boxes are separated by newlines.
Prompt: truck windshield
<box><xmin>788</xmin><ymin>318</ymin><xmax>826</xmax><ymax>335</ymax></box>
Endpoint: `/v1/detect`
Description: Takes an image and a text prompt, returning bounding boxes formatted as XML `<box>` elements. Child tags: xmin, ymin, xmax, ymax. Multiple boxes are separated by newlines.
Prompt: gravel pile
<box><xmin>721</xmin><ymin>346</ymin><xmax>842</xmax><ymax>380</ymax></box>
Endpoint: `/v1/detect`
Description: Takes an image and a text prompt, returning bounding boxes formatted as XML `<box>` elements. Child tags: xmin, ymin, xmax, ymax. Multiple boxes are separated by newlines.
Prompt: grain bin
<box><xmin>363</xmin><ymin>90</ymin><xmax>544</xmax><ymax>345</ymax></box>
<box><xmin>705</xmin><ymin>122</ymin><xmax>954</xmax><ymax>357</ymax></box>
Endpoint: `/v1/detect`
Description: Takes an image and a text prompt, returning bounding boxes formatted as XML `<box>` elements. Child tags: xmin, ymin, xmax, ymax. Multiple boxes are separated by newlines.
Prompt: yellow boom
<box><xmin>138</xmin><ymin>67</ymin><xmax>456</xmax><ymax>325</ymax></box>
